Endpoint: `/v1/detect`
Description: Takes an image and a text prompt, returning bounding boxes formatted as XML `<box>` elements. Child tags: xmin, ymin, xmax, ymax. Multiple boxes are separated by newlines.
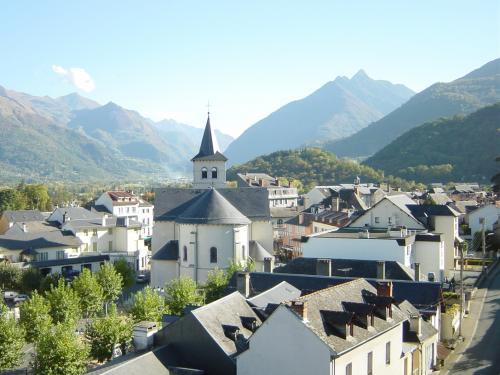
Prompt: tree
<box><xmin>0</xmin><ymin>300</ymin><xmax>25</xmax><ymax>371</ymax></box>
<box><xmin>22</xmin><ymin>184</ymin><xmax>51</xmax><ymax>211</ymax></box>
<box><xmin>0</xmin><ymin>263</ymin><xmax>22</xmax><ymax>291</ymax></box>
<box><xmin>34</xmin><ymin>323</ymin><xmax>89</xmax><ymax>375</ymax></box>
<box><xmin>128</xmin><ymin>287</ymin><xmax>168</xmax><ymax>322</ymax></box>
<box><xmin>85</xmin><ymin>304</ymin><xmax>133</xmax><ymax>363</ymax></box>
<box><xmin>20</xmin><ymin>267</ymin><xmax>43</xmax><ymax>293</ymax></box>
<box><xmin>45</xmin><ymin>279</ymin><xmax>80</xmax><ymax>324</ymax></box>
<box><xmin>19</xmin><ymin>290</ymin><xmax>52</xmax><ymax>343</ymax></box>
<box><xmin>39</xmin><ymin>273</ymin><xmax>63</xmax><ymax>293</ymax></box>
<box><xmin>164</xmin><ymin>277</ymin><xmax>202</xmax><ymax>316</ymax></box>
<box><xmin>72</xmin><ymin>269</ymin><xmax>104</xmax><ymax>318</ymax></box>
<box><xmin>203</xmin><ymin>268</ymin><xmax>228</xmax><ymax>303</ymax></box>
<box><xmin>96</xmin><ymin>263</ymin><xmax>123</xmax><ymax>314</ymax></box>
<box><xmin>113</xmin><ymin>258</ymin><xmax>135</xmax><ymax>289</ymax></box>
<box><xmin>0</xmin><ymin>188</ymin><xmax>27</xmax><ymax>213</ymax></box>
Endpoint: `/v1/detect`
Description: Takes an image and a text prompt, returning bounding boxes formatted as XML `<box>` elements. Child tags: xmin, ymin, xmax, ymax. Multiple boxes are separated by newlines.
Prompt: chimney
<box><xmin>298</xmin><ymin>213</ymin><xmax>304</xmax><ymax>225</ymax></box>
<box><xmin>377</xmin><ymin>261</ymin><xmax>386</xmax><ymax>280</ymax></box>
<box><xmin>22</xmin><ymin>223</ymin><xmax>27</xmax><ymax>233</ymax></box>
<box><xmin>263</xmin><ymin>257</ymin><xmax>274</xmax><ymax>273</ymax></box>
<box><xmin>316</xmin><ymin>259</ymin><xmax>331</xmax><ymax>277</ymax></box>
<box><xmin>409</xmin><ymin>314</ymin><xmax>422</xmax><ymax>336</ymax></box>
<box><xmin>102</xmin><ymin>214</ymin><xmax>108</xmax><ymax>227</ymax></box>
<box><xmin>290</xmin><ymin>301</ymin><xmax>308</xmax><ymax>321</ymax></box>
<box><xmin>236</xmin><ymin>272</ymin><xmax>250</xmax><ymax>298</ymax></box>
<box><xmin>376</xmin><ymin>281</ymin><xmax>393</xmax><ymax>297</ymax></box>
<box><xmin>414</xmin><ymin>263</ymin><xmax>421</xmax><ymax>282</ymax></box>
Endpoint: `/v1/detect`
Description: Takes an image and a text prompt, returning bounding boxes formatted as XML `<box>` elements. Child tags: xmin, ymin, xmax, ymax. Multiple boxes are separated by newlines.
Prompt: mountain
<box><xmin>227</xmin><ymin>148</ymin><xmax>420</xmax><ymax>192</ymax></box>
<box><xmin>224</xmin><ymin>71</ymin><xmax>414</xmax><ymax>165</ymax></box>
<box><xmin>56</xmin><ymin>93</ymin><xmax>100</xmax><ymax>111</ymax></box>
<box><xmin>324</xmin><ymin>58</ymin><xmax>500</xmax><ymax>158</ymax></box>
<box><xmin>364</xmin><ymin>103</ymin><xmax>500</xmax><ymax>183</ymax></box>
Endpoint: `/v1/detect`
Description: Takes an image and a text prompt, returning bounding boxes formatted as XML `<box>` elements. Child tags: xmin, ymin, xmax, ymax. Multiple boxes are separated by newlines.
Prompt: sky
<box><xmin>0</xmin><ymin>1</ymin><xmax>498</xmax><ymax>137</ymax></box>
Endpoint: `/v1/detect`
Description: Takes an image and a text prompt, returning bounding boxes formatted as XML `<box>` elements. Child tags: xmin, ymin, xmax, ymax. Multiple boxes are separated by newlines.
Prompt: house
<box><xmin>237</xmin><ymin>173</ymin><xmax>299</xmax><ymax>208</ymax></box>
<box><xmin>94</xmin><ymin>191</ymin><xmax>154</xmax><ymax>239</ymax></box>
<box><xmin>150</xmin><ymin>115</ymin><xmax>273</xmax><ymax>287</ymax></box>
<box><xmin>0</xmin><ymin>209</ymin><xmax>46</xmax><ymax>234</ymax></box>
<box><xmin>467</xmin><ymin>203</ymin><xmax>500</xmax><ymax>235</ymax></box>
<box><xmin>237</xmin><ymin>278</ymin><xmax>407</xmax><ymax>375</ymax></box>
<box><xmin>304</xmin><ymin>183</ymin><xmax>385</xmax><ymax>211</ymax></box>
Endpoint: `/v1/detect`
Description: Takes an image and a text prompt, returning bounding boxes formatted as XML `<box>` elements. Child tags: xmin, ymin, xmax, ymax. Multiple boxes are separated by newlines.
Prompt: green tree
<box><xmin>19</xmin><ymin>290</ymin><xmax>52</xmax><ymax>343</ymax></box>
<box><xmin>0</xmin><ymin>263</ymin><xmax>22</xmax><ymax>291</ymax></box>
<box><xmin>203</xmin><ymin>268</ymin><xmax>229</xmax><ymax>303</ymax></box>
<box><xmin>0</xmin><ymin>300</ymin><xmax>25</xmax><ymax>371</ymax></box>
<box><xmin>45</xmin><ymin>279</ymin><xmax>80</xmax><ymax>324</ymax></box>
<box><xmin>96</xmin><ymin>263</ymin><xmax>123</xmax><ymax>314</ymax></box>
<box><xmin>20</xmin><ymin>267</ymin><xmax>43</xmax><ymax>293</ymax></box>
<box><xmin>22</xmin><ymin>184</ymin><xmax>51</xmax><ymax>211</ymax></box>
<box><xmin>85</xmin><ymin>304</ymin><xmax>133</xmax><ymax>363</ymax></box>
<box><xmin>34</xmin><ymin>323</ymin><xmax>89</xmax><ymax>375</ymax></box>
<box><xmin>72</xmin><ymin>269</ymin><xmax>104</xmax><ymax>318</ymax></box>
<box><xmin>164</xmin><ymin>277</ymin><xmax>202</xmax><ymax>316</ymax></box>
<box><xmin>113</xmin><ymin>258</ymin><xmax>135</xmax><ymax>289</ymax></box>
<box><xmin>39</xmin><ymin>273</ymin><xmax>63</xmax><ymax>293</ymax></box>
<box><xmin>0</xmin><ymin>188</ymin><xmax>27</xmax><ymax>213</ymax></box>
<box><xmin>128</xmin><ymin>287</ymin><xmax>168</xmax><ymax>322</ymax></box>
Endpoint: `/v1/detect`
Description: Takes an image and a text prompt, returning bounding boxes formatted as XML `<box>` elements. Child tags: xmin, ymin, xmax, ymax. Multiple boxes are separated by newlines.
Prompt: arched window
<box><xmin>183</xmin><ymin>246</ymin><xmax>188</xmax><ymax>262</ymax></box>
<box><xmin>211</xmin><ymin>167</ymin><xmax>218</xmax><ymax>179</ymax></box>
<box><xmin>242</xmin><ymin>245</ymin><xmax>246</xmax><ymax>259</ymax></box>
<box><xmin>201</xmin><ymin>167</ymin><xmax>208</xmax><ymax>179</ymax></box>
<box><xmin>210</xmin><ymin>247</ymin><xmax>217</xmax><ymax>263</ymax></box>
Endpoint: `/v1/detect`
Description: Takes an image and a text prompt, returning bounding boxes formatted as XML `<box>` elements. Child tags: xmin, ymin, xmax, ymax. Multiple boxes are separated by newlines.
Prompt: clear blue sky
<box><xmin>1</xmin><ymin>1</ymin><xmax>498</xmax><ymax>137</ymax></box>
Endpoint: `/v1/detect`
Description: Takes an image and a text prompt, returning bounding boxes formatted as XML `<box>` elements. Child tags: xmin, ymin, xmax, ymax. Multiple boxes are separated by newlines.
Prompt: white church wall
<box><xmin>250</xmin><ymin>221</ymin><xmax>274</xmax><ymax>252</ymax></box>
<box><xmin>151</xmin><ymin>221</ymin><xmax>175</xmax><ymax>255</ymax></box>
<box><xmin>151</xmin><ymin>260</ymin><xmax>178</xmax><ymax>288</ymax></box>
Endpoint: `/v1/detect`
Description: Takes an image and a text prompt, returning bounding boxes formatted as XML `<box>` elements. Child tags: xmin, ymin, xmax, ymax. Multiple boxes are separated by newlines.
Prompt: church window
<box><xmin>201</xmin><ymin>167</ymin><xmax>208</xmax><ymax>179</ymax></box>
<box><xmin>211</xmin><ymin>167</ymin><xmax>218</xmax><ymax>179</ymax></box>
<box><xmin>210</xmin><ymin>247</ymin><xmax>217</xmax><ymax>263</ymax></box>
<box><xmin>183</xmin><ymin>246</ymin><xmax>187</xmax><ymax>262</ymax></box>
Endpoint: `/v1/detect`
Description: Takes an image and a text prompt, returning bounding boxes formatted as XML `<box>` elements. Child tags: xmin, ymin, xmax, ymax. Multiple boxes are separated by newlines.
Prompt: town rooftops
<box><xmin>154</xmin><ymin>188</ymin><xmax>270</xmax><ymax>222</ymax></box>
<box><xmin>63</xmin><ymin>216</ymin><xmax>142</xmax><ymax>230</ymax></box>
<box><xmin>247</xmin><ymin>281</ymin><xmax>301</xmax><ymax>309</ymax></box>
<box><xmin>0</xmin><ymin>229</ymin><xmax>82</xmax><ymax>250</ymax></box>
<box><xmin>407</xmin><ymin>204</ymin><xmax>460</xmax><ymax>219</ymax></box>
<box><xmin>2</xmin><ymin>210</ymin><xmax>45</xmax><ymax>223</ymax></box>
<box><xmin>48</xmin><ymin>207</ymin><xmax>102</xmax><ymax>223</ymax></box>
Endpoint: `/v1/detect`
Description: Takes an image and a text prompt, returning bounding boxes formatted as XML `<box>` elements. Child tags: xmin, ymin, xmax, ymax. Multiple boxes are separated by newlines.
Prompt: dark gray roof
<box><xmin>407</xmin><ymin>204</ymin><xmax>460</xmax><ymax>219</ymax></box>
<box><xmin>247</xmin><ymin>281</ymin><xmax>301</xmax><ymax>309</ymax></box>
<box><xmin>31</xmin><ymin>255</ymin><xmax>109</xmax><ymax>268</ymax></box>
<box><xmin>0</xmin><ymin>230</ymin><xmax>82</xmax><ymax>250</ymax></box>
<box><xmin>153</xmin><ymin>240</ymin><xmax>179</xmax><ymax>261</ymax></box>
<box><xmin>49</xmin><ymin>207</ymin><xmax>102</xmax><ymax>222</ymax></box>
<box><xmin>2</xmin><ymin>210</ymin><xmax>45</xmax><ymax>223</ymax></box>
<box><xmin>154</xmin><ymin>188</ymin><xmax>270</xmax><ymax>222</ymax></box>
<box><xmin>274</xmin><ymin>258</ymin><xmax>416</xmax><ymax>281</ymax></box>
<box><xmin>5</xmin><ymin>221</ymin><xmax>60</xmax><ymax>235</ymax></box>
<box><xmin>398</xmin><ymin>300</ymin><xmax>438</xmax><ymax>343</ymax></box>
<box><xmin>64</xmin><ymin>216</ymin><xmax>142</xmax><ymax>230</ymax></box>
<box><xmin>191</xmin><ymin>116</ymin><xmax>227</xmax><ymax>162</ymax></box>
<box><xmin>248</xmin><ymin>240</ymin><xmax>273</xmax><ymax>262</ymax></box>
<box><xmin>227</xmin><ymin>272</ymin><xmax>443</xmax><ymax>314</ymax></box>
<box><xmin>176</xmin><ymin>189</ymin><xmax>250</xmax><ymax>225</ymax></box>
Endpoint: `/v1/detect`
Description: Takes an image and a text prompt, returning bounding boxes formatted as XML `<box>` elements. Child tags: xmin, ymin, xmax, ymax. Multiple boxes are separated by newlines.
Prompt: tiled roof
<box><xmin>0</xmin><ymin>229</ymin><xmax>82</xmax><ymax>250</ymax></box>
<box><xmin>2</xmin><ymin>210</ymin><xmax>45</xmax><ymax>223</ymax></box>
<box><xmin>247</xmin><ymin>281</ymin><xmax>301</xmax><ymax>309</ymax></box>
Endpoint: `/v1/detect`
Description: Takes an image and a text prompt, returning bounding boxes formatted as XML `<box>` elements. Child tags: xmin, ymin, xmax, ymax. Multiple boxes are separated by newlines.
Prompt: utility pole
<box><xmin>459</xmin><ymin>242</ymin><xmax>464</xmax><ymax>339</ymax></box>
<box><xmin>480</xmin><ymin>217</ymin><xmax>486</xmax><ymax>271</ymax></box>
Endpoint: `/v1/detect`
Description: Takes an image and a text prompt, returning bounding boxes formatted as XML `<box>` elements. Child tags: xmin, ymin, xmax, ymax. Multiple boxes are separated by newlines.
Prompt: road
<box><xmin>447</xmin><ymin>266</ymin><xmax>500</xmax><ymax>374</ymax></box>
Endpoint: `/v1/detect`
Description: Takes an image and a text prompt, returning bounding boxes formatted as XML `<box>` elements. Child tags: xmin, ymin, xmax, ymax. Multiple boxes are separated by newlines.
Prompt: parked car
<box><xmin>136</xmin><ymin>274</ymin><xmax>149</xmax><ymax>283</ymax></box>
<box><xmin>3</xmin><ymin>291</ymin><xmax>18</xmax><ymax>300</ymax></box>
<box><xmin>13</xmin><ymin>294</ymin><xmax>29</xmax><ymax>304</ymax></box>
<box><xmin>63</xmin><ymin>269</ymin><xmax>81</xmax><ymax>282</ymax></box>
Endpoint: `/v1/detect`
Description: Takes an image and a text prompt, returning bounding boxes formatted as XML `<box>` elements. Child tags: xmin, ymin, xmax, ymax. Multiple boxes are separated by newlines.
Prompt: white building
<box><xmin>94</xmin><ymin>191</ymin><xmax>154</xmax><ymax>239</ymax></box>
<box><xmin>467</xmin><ymin>203</ymin><xmax>499</xmax><ymax>235</ymax></box>
<box><xmin>237</xmin><ymin>173</ymin><xmax>299</xmax><ymax>208</ymax></box>
<box><xmin>150</xmin><ymin>115</ymin><xmax>274</xmax><ymax>287</ymax></box>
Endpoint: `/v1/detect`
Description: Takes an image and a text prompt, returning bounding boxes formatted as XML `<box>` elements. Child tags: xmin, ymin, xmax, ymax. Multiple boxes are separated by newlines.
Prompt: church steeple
<box><xmin>191</xmin><ymin>113</ymin><xmax>227</xmax><ymax>189</ymax></box>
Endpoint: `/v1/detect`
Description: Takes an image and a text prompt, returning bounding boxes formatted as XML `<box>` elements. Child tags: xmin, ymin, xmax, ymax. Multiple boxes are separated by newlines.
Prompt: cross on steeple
<box><xmin>206</xmin><ymin>101</ymin><xmax>211</xmax><ymax>116</ymax></box>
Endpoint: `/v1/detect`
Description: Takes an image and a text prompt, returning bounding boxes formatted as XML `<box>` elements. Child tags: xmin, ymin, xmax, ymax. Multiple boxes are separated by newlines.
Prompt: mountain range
<box><xmin>0</xmin><ymin>86</ymin><xmax>233</xmax><ymax>182</ymax></box>
<box><xmin>224</xmin><ymin>70</ymin><xmax>415</xmax><ymax>165</ymax></box>
<box><xmin>324</xmin><ymin>58</ymin><xmax>500</xmax><ymax>158</ymax></box>
<box><xmin>364</xmin><ymin>103</ymin><xmax>500</xmax><ymax>183</ymax></box>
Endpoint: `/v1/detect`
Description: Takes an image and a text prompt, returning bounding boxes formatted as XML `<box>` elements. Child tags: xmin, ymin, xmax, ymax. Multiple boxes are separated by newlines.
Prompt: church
<box><xmin>150</xmin><ymin>115</ymin><xmax>274</xmax><ymax>287</ymax></box>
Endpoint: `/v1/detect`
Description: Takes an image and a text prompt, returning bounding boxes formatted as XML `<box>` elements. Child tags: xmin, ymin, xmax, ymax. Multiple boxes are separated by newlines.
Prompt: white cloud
<box><xmin>52</xmin><ymin>65</ymin><xmax>96</xmax><ymax>92</ymax></box>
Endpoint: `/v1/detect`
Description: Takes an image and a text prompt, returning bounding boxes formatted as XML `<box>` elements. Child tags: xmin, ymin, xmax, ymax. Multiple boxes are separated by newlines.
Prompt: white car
<box><xmin>13</xmin><ymin>294</ymin><xmax>29</xmax><ymax>304</ymax></box>
<box><xmin>3</xmin><ymin>291</ymin><xmax>18</xmax><ymax>300</ymax></box>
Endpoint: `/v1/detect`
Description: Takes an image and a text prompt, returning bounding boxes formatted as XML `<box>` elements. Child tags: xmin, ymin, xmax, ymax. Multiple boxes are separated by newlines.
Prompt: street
<box><xmin>446</xmin><ymin>266</ymin><xmax>500</xmax><ymax>374</ymax></box>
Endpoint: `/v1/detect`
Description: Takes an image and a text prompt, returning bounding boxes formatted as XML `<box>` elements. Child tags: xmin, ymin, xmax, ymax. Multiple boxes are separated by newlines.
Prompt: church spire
<box><xmin>192</xmin><ymin>113</ymin><xmax>226</xmax><ymax>161</ymax></box>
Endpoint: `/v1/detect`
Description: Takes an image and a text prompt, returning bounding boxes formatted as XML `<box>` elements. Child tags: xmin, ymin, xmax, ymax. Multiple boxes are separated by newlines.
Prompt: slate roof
<box><xmin>248</xmin><ymin>240</ymin><xmax>273</xmax><ymax>262</ymax></box>
<box><xmin>190</xmin><ymin>292</ymin><xmax>261</xmax><ymax>356</ymax></box>
<box><xmin>5</xmin><ymin>221</ymin><xmax>60</xmax><ymax>235</ymax></box>
<box><xmin>48</xmin><ymin>207</ymin><xmax>102</xmax><ymax>223</ymax></box>
<box><xmin>287</xmin><ymin>279</ymin><xmax>407</xmax><ymax>355</ymax></box>
<box><xmin>0</xmin><ymin>229</ymin><xmax>82</xmax><ymax>250</ymax></box>
<box><xmin>31</xmin><ymin>255</ymin><xmax>109</xmax><ymax>268</ymax></box>
<box><xmin>152</xmin><ymin>240</ymin><xmax>179</xmax><ymax>261</ymax></box>
<box><xmin>2</xmin><ymin>210</ymin><xmax>45</xmax><ymax>223</ymax></box>
<box><xmin>407</xmin><ymin>204</ymin><xmax>460</xmax><ymax>218</ymax></box>
<box><xmin>398</xmin><ymin>300</ymin><xmax>438</xmax><ymax>343</ymax></box>
<box><xmin>191</xmin><ymin>115</ymin><xmax>227</xmax><ymax>161</ymax></box>
<box><xmin>154</xmin><ymin>188</ymin><xmax>270</xmax><ymax>222</ymax></box>
<box><xmin>227</xmin><ymin>272</ymin><xmax>443</xmax><ymax>314</ymax></box>
<box><xmin>247</xmin><ymin>281</ymin><xmax>301</xmax><ymax>309</ymax></box>
<box><xmin>176</xmin><ymin>189</ymin><xmax>250</xmax><ymax>225</ymax></box>
<box><xmin>64</xmin><ymin>216</ymin><xmax>142</xmax><ymax>230</ymax></box>
<box><xmin>274</xmin><ymin>258</ymin><xmax>416</xmax><ymax>281</ymax></box>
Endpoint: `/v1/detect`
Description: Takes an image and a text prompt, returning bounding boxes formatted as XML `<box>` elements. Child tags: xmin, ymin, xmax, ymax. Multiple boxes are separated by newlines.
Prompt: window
<box><xmin>386</xmin><ymin>341</ymin><xmax>391</xmax><ymax>364</ymax></box>
<box><xmin>38</xmin><ymin>252</ymin><xmax>48</xmax><ymax>261</ymax></box>
<box><xmin>108</xmin><ymin>241</ymin><xmax>113</xmax><ymax>251</ymax></box>
<box><xmin>84</xmin><ymin>229</ymin><xmax>88</xmax><ymax>236</ymax></box>
<box><xmin>367</xmin><ymin>352</ymin><xmax>373</xmax><ymax>375</ymax></box>
<box><xmin>211</xmin><ymin>167</ymin><xmax>218</xmax><ymax>179</ymax></box>
<box><xmin>210</xmin><ymin>247</ymin><xmax>217</xmax><ymax>263</ymax></box>
<box><xmin>183</xmin><ymin>246</ymin><xmax>188</xmax><ymax>262</ymax></box>
<box><xmin>388</xmin><ymin>217</ymin><xmax>392</xmax><ymax>224</ymax></box>
<box><xmin>375</xmin><ymin>217</ymin><xmax>380</xmax><ymax>224</ymax></box>
<box><xmin>108</xmin><ymin>228</ymin><xmax>112</xmax><ymax>235</ymax></box>
<box><xmin>56</xmin><ymin>250</ymin><xmax>65</xmax><ymax>260</ymax></box>
<box><xmin>93</xmin><ymin>229</ymin><xmax>98</xmax><ymax>236</ymax></box>
<box><xmin>93</xmin><ymin>242</ymin><xmax>97</xmax><ymax>252</ymax></box>
<box><xmin>201</xmin><ymin>167</ymin><xmax>208</xmax><ymax>179</ymax></box>
<box><xmin>242</xmin><ymin>245</ymin><xmax>246</xmax><ymax>259</ymax></box>
<box><xmin>346</xmin><ymin>363</ymin><xmax>352</xmax><ymax>375</ymax></box>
